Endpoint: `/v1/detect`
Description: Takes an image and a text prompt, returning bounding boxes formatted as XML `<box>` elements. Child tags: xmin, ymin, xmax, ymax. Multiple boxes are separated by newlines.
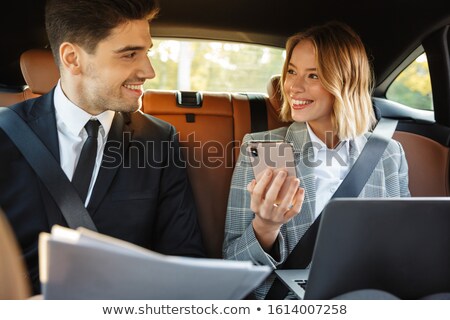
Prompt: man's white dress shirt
<box><xmin>53</xmin><ymin>81</ymin><xmax>115</xmax><ymax>206</ymax></box>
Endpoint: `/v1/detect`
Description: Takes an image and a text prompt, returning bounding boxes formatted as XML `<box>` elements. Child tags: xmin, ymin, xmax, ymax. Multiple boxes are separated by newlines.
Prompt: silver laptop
<box><xmin>275</xmin><ymin>197</ymin><xmax>450</xmax><ymax>300</ymax></box>
<box><xmin>275</xmin><ymin>269</ymin><xmax>310</xmax><ymax>299</ymax></box>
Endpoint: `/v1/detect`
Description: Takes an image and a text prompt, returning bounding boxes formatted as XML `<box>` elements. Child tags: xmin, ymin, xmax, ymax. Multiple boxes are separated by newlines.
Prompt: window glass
<box><xmin>386</xmin><ymin>53</ymin><xmax>433</xmax><ymax>111</ymax></box>
<box><xmin>145</xmin><ymin>39</ymin><xmax>285</xmax><ymax>93</ymax></box>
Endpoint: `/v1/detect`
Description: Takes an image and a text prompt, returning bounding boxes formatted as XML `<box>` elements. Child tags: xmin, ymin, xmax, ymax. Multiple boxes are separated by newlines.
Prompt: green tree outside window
<box><xmin>145</xmin><ymin>39</ymin><xmax>285</xmax><ymax>93</ymax></box>
<box><xmin>386</xmin><ymin>53</ymin><xmax>433</xmax><ymax>111</ymax></box>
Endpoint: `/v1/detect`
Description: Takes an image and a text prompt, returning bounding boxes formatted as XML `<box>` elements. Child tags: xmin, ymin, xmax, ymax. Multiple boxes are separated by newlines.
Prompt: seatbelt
<box><xmin>265</xmin><ymin>117</ymin><xmax>398</xmax><ymax>299</ymax></box>
<box><xmin>246</xmin><ymin>94</ymin><xmax>268</xmax><ymax>133</ymax></box>
<box><xmin>0</xmin><ymin>107</ymin><xmax>97</xmax><ymax>231</ymax></box>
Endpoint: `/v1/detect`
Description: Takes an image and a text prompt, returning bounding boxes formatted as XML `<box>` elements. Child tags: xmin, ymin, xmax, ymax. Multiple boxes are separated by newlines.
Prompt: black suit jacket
<box><xmin>0</xmin><ymin>90</ymin><xmax>205</xmax><ymax>294</ymax></box>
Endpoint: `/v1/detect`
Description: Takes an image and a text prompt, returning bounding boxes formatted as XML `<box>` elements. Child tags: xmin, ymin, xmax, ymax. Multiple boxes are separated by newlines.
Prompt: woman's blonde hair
<box><xmin>280</xmin><ymin>21</ymin><xmax>376</xmax><ymax>140</ymax></box>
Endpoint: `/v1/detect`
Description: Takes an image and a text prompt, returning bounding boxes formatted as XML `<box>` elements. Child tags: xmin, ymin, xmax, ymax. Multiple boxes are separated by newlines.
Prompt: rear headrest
<box><xmin>266</xmin><ymin>74</ymin><xmax>282</xmax><ymax>113</ymax></box>
<box><xmin>20</xmin><ymin>49</ymin><xmax>59</xmax><ymax>95</ymax></box>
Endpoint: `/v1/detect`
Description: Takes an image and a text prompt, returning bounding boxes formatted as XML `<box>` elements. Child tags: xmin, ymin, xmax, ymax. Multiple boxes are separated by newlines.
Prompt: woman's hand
<box><xmin>247</xmin><ymin>168</ymin><xmax>305</xmax><ymax>252</ymax></box>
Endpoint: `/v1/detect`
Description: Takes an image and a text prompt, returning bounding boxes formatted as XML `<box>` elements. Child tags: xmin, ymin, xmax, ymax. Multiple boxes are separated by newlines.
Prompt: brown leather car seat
<box><xmin>20</xmin><ymin>49</ymin><xmax>59</xmax><ymax>95</ymax></box>
<box><xmin>231</xmin><ymin>92</ymin><xmax>286</xmax><ymax>161</ymax></box>
<box><xmin>143</xmin><ymin>90</ymin><xmax>236</xmax><ymax>258</ymax></box>
<box><xmin>0</xmin><ymin>49</ymin><xmax>58</xmax><ymax>107</ymax></box>
<box><xmin>0</xmin><ymin>88</ymin><xmax>38</xmax><ymax>107</ymax></box>
<box><xmin>267</xmin><ymin>74</ymin><xmax>450</xmax><ymax>196</ymax></box>
<box><xmin>0</xmin><ymin>209</ymin><xmax>31</xmax><ymax>299</ymax></box>
<box><xmin>393</xmin><ymin>131</ymin><xmax>449</xmax><ymax>196</ymax></box>
<box><xmin>142</xmin><ymin>89</ymin><xmax>287</xmax><ymax>258</ymax></box>
<box><xmin>267</xmin><ymin>74</ymin><xmax>283</xmax><ymax>115</ymax></box>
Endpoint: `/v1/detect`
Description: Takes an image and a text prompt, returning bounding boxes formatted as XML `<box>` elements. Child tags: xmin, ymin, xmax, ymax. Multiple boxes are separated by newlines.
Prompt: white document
<box><xmin>38</xmin><ymin>225</ymin><xmax>271</xmax><ymax>300</ymax></box>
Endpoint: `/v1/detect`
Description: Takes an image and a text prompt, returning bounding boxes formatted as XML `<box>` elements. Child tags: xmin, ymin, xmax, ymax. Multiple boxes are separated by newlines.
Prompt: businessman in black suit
<box><xmin>0</xmin><ymin>0</ymin><xmax>205</xmax><ymax>295</ymax></box>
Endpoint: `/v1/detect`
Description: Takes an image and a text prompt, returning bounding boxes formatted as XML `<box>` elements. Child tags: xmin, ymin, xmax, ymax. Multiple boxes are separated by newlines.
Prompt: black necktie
<box><xmin>72</xmin><ymin>119</ymin><xmax>101</xmax><ymax>203</ymax></box>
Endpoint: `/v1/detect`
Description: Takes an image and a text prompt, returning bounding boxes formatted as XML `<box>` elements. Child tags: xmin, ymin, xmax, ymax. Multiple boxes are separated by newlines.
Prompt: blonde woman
<box><xmin>223</xmin><ymin>21</ymin><xmax>410</xmax><ymax>299</ymax></box>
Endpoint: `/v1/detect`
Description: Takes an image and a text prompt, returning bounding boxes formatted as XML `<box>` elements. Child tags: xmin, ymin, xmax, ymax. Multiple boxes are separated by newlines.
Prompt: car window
<box><xmin>386</xmin><ymin>53</ymin><xmax>433</xmax><ymax>111</ymax></box>
<box><xmin>145</xmin><ymin>39</ymin><xmax>285</xmax><ymax>93</ymax></box>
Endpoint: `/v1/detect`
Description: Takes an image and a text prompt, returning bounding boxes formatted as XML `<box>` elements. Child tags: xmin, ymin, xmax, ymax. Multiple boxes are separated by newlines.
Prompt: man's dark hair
<box><xmin>45</xmin><ymin>0</ymin><xmax>159</xmax><ymax>66</ymax></box>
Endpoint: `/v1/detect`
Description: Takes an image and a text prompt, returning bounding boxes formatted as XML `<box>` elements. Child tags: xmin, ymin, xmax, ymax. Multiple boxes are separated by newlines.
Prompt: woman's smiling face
<box><xmin>284</xmin><ymin>39</ymin><xmax>335</xmax><ymax>135</ymax></box>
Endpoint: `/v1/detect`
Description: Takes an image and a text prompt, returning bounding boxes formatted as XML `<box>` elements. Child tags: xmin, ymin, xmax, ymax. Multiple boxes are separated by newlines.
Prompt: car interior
<box><xmin>0</xmin><ymin>0</ymin><xmax>449</xmax><ymax>298</ymax></box>
<box><xmin>0</xmin><ymin>208</ymin><xmax>30</xmax><ymax>299</ymax></box>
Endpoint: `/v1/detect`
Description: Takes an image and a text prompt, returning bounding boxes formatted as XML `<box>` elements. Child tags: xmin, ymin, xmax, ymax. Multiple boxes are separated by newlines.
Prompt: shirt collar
<box><xmin>53</xmin><ymin>81</ymin><xmax>115</xmax><ymax>137</ymax></box>
<box><xmin>306</xmin><ymin>122</ymin><xmax>350</xmax><ymax>161</ymax></box>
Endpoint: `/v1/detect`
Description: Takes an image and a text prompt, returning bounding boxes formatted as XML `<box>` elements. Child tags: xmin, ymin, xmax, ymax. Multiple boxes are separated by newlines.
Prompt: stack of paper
<box><xmin>39</xmin><ymin>226</ymin><xmax>271</xmax><ymax>299</ymax></box>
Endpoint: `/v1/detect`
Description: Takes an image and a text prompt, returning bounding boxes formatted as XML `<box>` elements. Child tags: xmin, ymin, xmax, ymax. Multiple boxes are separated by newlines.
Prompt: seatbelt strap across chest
<box><xmin>0</xmin><ymin>107</ymin><xmax>97</xmax><ymax>231</ymax></box>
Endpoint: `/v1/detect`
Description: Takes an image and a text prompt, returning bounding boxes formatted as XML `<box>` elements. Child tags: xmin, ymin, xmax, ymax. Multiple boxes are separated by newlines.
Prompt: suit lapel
<box><xmin>285</xmin><ymin>122</ymin><xmax>316</xmax><ymax>225</ymax></box>
<box><xmin>26</xmin><ymin>91</ymin><xmax>60</xmax><ymax>163</ymax></box>
<box><xmin>87</xmin><ymin>112</ymin><xmax>131</xmax><ymax>213</ymax></box>
<box><xmin>19</xmin><ymin>91</ymin><xmax>66</xmax><ymax>227</ymax></box>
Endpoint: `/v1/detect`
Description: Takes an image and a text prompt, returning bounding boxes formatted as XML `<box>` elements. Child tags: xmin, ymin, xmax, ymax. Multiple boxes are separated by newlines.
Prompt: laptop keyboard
<box><xmin>295</xmin><ymin>279</ymin><xmax>308</xmax><ymax>290</ymax></box>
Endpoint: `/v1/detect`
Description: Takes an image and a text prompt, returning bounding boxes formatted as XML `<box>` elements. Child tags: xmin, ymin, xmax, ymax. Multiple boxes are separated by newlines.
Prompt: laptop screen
<box><xmin>301</xmin><ymin>198</ymin><xmax>450</xmax><ymax>300</ymax></box>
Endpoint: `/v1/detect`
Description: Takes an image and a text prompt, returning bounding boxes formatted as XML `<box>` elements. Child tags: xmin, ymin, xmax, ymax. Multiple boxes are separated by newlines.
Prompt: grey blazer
<box><xmin>223</xmin><ymin>122</ymin><xmax>410</xmax><ymax>299</ymax></box>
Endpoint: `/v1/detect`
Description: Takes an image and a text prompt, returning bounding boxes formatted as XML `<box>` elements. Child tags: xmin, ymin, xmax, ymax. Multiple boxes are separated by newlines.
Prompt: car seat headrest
<box><xmin>20</xmin><ymin>49</ymin><xmax>59</xmax><ymax>95</ymax></box>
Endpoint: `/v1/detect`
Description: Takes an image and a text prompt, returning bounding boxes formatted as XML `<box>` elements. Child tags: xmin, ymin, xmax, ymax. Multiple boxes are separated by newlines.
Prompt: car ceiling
<box><xmin>1</xmin><ymin>0</ymin><xmax>449</xmax><ymax>88</ymax></box>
